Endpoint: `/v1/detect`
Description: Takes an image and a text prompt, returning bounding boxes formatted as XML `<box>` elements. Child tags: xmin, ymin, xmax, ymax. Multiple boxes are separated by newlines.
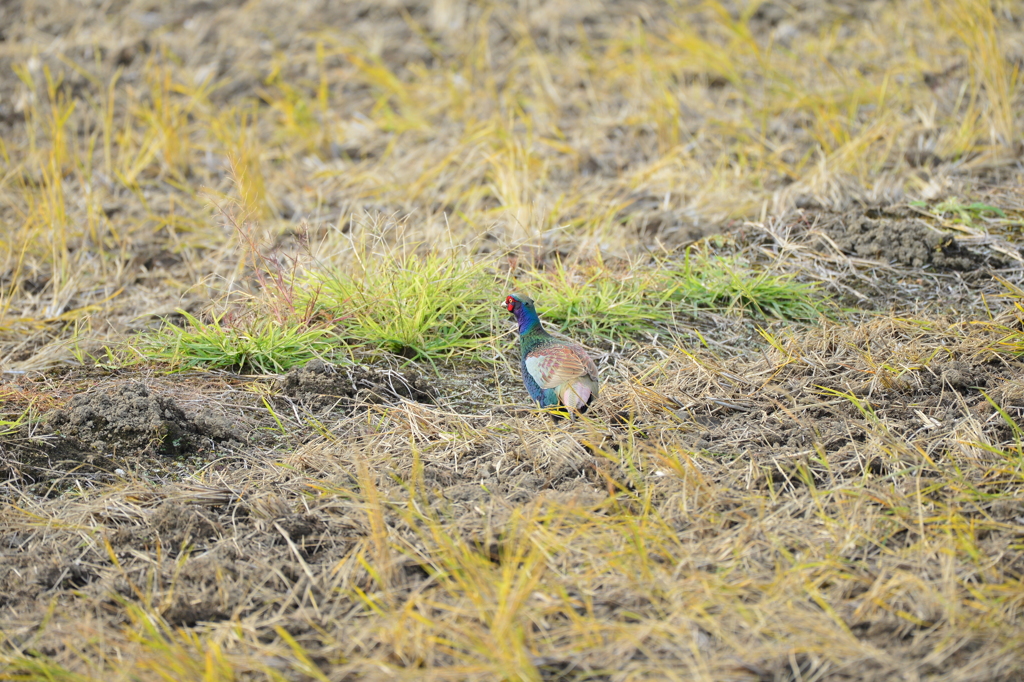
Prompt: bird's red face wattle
<box><xmin>505</xmin><ymin>296</ymin><xmax>516</xmax><ymax>313</ymax></box>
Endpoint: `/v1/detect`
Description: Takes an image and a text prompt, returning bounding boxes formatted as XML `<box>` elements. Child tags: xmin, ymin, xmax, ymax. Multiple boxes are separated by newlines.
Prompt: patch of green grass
<box><xmin>0</xmin><ymin>412</ymin><xmax>28</xmax><ymax>437</ymax></box>
<box><xmin>978</xmin><ymin>282</ymin><xmax>1024</xmax><ymax>359</ymax></box>
<box><xmin>139</xmin><ymin>311</ymin><xmax>338</xmax><ymax>374</ymax></box>
<box><xmin>667</xmin><ymin>252</ymin><xmax>826</xmax><ymax>321</ymax></box>
<box><xmin>306</xmin><ymin>250</ymin><xmax>495</xmax><ymax>364</ymax></box>
<box><xmin>988</xmin><ymin>326</ymin><xmax>1024</xmax><ymax>359</ymax></box>
<box><xmin>518</xmin><ymin>260</ymin><xmax>675</xmax><ymax>343</ymax></box>
<box><xmin>138</xmin><ymin>248</ymin><xmax>825</xmax><ymax>373</ymax></box>
<box><xmin>0</xmin><ymin>388</ymin><xmax>33</xmax><ymax>437</ymax></box>
<box><xmin>513</xmin><ymin>252</ymin><xmax>825</xmax><ymax>344</ymax></box>
<box><xmin>911</xmin><ymin>197</ymin><xmax>1006</xmax><ymax>229</ymax></box>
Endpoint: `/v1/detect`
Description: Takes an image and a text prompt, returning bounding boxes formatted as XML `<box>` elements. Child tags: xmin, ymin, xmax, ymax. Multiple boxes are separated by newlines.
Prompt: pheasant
<box><xmin>504</xmin><ymin>294</ymin><xmax>600</xmax><ymax>418</ymax></box>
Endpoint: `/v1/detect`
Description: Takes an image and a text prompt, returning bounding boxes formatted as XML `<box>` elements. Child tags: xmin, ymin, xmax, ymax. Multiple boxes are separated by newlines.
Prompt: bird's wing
<box><xmin>525</xmin><ymin>343</ymin><xmax>593</xmax><ymax>390</ymax></box>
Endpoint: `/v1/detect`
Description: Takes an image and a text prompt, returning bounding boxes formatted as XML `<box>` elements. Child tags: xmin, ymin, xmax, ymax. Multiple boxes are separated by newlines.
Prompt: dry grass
<box><xmin>0</xmin><ymin>0</ymin><xmax>1021</xmax><ymax>366</ymax></box>
<box><xmin>4</xmin><ymin>315</ymin><xmax>1024</xmax><ymax>680</ymax></box>
<box><xmin>2</xmin><ymin>0</ymin><xmax>1024</xmax><ymax>680</ymax></box>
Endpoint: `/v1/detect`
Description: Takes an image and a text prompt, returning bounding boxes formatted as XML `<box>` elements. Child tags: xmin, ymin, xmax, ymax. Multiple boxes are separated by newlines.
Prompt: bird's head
<box><xmin>504</xmin><ymin>293</ymin><xmax>536</xmax><ymax>316</ymax></box>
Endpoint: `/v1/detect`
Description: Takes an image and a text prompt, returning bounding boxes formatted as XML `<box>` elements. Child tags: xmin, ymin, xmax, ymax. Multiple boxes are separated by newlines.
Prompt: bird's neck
<box><xmin>516</xmin><ymin>309</ymin><xmax>545</xmax><ymax>337</ymax></box>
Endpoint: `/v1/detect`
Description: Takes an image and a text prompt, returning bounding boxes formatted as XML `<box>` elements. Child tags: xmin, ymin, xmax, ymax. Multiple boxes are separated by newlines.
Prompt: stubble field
<box><xmin>2</xmin><ymin>1</ymin><xmax>1024</xmax><ymax>680</ymax></box>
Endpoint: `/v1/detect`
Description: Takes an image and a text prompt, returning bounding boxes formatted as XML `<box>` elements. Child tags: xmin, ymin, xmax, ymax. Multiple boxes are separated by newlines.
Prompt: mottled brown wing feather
<box><xmin>525</xmin><ymin>343</ymin><xmax>594</xmax><ymax>390</ymax></box>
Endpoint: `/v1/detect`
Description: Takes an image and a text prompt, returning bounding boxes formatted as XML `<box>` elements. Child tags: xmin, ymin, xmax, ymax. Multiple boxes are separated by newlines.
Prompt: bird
<box><xmin>504</xmin><ymin>293</ymin><xmax>599</xmax><ymax>418</ymax></box>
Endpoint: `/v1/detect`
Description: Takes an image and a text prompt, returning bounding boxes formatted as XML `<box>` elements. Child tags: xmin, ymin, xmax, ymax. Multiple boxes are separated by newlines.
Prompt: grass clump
<box><xmin>0</xmin><ymin>407</ymin><xmax>29</xmax><ymax>437</ymax></box>
<box><xmin>514</xmin><ymin>252</ymin><xmax>827</xmax><ymax>346</ymax></box>
<box><xmin>667</xmin><ymin>252</ymin><xmax>826</xmax><ymax>321</ymax></box>
<box><xmin>140</xmin><ymin>311</ymin><xmax>337</xmax><ymax>374</ymax></box>
<box><xmin>986</xmin><ymin>312</ymin><xmax>1024</xmax><ymax>359</ymax></box>
<box><xmin>911</xmin><ymin>198</ymin><xmax>1007</xmax><ymax>230</ymax></box>
<box><xmin>307</xmin><ymin>250</ymin><xmax>495</xmax><ymax>363</ymax></box>
<box><xmin>519</xmin><ymin>260</ymin><xmax>675</xmax><ymax>343</ymax></box>
<box><xmin>133</xmin><ymin>247</ymin><xmax>827</xmax><ymax>372</ymax></box>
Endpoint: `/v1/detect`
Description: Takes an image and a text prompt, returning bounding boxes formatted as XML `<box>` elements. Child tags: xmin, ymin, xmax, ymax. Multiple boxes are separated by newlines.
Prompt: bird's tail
<box><xmin>559</xmin><ymin>381</ymin><xmax>593</xmax><ymax>411</ymax></box>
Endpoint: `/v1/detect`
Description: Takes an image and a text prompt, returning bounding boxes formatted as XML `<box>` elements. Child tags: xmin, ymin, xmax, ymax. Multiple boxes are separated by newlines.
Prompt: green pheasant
<box><xmin>504</xmin><ymin>294</ymin><xmax>600</xmax><ymax>417</ymax></box>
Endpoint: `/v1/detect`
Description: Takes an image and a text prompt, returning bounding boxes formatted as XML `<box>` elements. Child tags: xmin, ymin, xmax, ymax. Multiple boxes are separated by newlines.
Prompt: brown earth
<box><xmin>47</xmin><ymin>381</ymin><xmax>240</xmax><ymax>457</ymax></box>
<box><xmin>826</xmin><ymin>216</ymin><xmax>997</xmax><ymax>271</ymax></box>
<box><xmin>279</xmin><ymin>360</ymin><xmax>438</xmax><ymax>410</ymax></box>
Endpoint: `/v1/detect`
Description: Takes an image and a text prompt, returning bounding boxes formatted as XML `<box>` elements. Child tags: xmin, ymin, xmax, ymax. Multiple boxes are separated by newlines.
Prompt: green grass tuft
<box><xmin>140</xmin><ymin>311</ymin><xmax>338</xmax><ymax>374</ymax></box>
<box><xmin>135</xmin><ymin>248</ymin><xmax>826</xmax><ymax>373</ymax></box>
<box><xmin>911</xmin><ymin>197</ymin><xmax>1006</xmax><ymax>229</ymax></box>
<box><xmin>667</xmin><ymin>252</ymin><xmax>826</xmax><ymax>321</ymax></box>
<box><xmin>518</xmin><ymin>260</ymin><xmax>675</xmax><ymax>343</ymax></box>
<box><xmin>306</xmin><ymin>251</ymin><xmax>494</xmax><ymax>364</ymax></box>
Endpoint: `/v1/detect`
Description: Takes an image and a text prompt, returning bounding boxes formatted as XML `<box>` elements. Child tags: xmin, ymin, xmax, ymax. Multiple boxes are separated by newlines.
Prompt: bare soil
<box><xmin>279</xmin><ymin>360</ymin><xmax>439</xmax><ymax>410</ymax></box>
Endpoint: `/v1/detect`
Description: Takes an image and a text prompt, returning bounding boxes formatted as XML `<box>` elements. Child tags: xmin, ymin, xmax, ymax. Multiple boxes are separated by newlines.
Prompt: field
<box><xmin>2</xmin><ymin>0</ymin><xmax>1024</xmax><ymax>680</ymax></box>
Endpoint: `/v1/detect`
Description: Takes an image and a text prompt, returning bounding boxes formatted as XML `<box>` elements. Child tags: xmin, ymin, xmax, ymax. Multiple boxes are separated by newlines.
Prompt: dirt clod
<box><xmin>150</xmin><ymin>501</ymin><xmax>223</xmax><ymax>551</ymax></box>
<box><xmin>937</xmin><ymin>361</ymin><xmax>984</xmax><ymax>392</ymax></box>
<box><xmin>827</xmin><ymin>216</ymin><xmax>987</xmax><ymax>270</ymax></box>
<box><xmin>47</xmin><ymin>382</ymin><xmax>237</xmax><ymax>457</ymax></box>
